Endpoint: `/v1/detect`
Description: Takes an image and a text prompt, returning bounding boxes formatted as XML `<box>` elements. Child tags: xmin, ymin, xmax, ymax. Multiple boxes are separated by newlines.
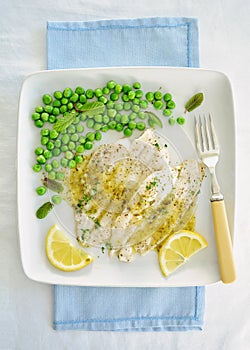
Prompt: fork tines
<box><xmin>195</xmin><ymin>114</ymin><xmax>219</xmax><ymax>153</ymax></box>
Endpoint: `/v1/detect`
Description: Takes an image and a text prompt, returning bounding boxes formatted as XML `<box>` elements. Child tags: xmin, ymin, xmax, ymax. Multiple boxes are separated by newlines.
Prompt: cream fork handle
<box><xmin>211</xmin><ymin>200</ymin><xmax>236</xmax><ymax>284</ymax></box>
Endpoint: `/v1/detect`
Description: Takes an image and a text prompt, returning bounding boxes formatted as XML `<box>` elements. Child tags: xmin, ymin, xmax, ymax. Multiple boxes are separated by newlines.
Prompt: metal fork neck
<box><xmin>209</xmin><ymin>168</ymin><xmax>224</xmax><ymax>201</ymax></box>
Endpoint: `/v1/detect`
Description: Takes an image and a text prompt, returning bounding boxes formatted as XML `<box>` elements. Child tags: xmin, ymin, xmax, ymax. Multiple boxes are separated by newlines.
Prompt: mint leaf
<box><xmin>79</xmin><ymin>101</ymin><xmax>105</xmax><ymax>116</ymax></box>
<box><xmin>184</xmin><ymin>92</ymin><xmax>204</xmax><ymax>112</ymax></box>
<box><xmin>53</xmin><ymin>112</ymin><xmax>76</xmax><ymax>132</ymax></box>
<box><xmin>146</xmin><ymin>112</ymin><xmax>163</xmax><ymax>128</ymax></box>
<box><xmin>36</xmin><ymin>201</ymin><xmax>54</xmax><ymax>219</ymax></box>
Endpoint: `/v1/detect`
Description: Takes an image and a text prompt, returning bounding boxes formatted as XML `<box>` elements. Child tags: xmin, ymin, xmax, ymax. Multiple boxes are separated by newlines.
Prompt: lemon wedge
<box><xmin>158</xmin><ymin>230</ymin><xmax>208</xmax><ymax>277</ymax></box>
<box><xmin>46</xmin><ymin>225</ymin><xmax>93</xmax><ymax>272</ymax></box>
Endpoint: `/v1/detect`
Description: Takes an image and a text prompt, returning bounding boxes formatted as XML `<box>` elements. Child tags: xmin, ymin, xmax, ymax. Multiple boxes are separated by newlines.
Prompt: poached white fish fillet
<box><xmin>64</xmin><ymin>129</ymin><xmax>204</xmax><ymax>258</ymax></box>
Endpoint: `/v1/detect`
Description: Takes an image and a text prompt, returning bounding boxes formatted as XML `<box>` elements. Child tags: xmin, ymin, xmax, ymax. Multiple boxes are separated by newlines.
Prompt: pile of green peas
<box><xmin>32</xmin><ymin>80</ymin><xmax>177</xmax><ymax>181</ymax></box>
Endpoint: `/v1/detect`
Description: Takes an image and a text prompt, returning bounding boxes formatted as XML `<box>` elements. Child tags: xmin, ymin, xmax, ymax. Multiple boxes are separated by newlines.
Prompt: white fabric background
<box><xmin>0</xmin><ymin>0</ymin><xmax>249</xmax><ymax>349</ymax></box>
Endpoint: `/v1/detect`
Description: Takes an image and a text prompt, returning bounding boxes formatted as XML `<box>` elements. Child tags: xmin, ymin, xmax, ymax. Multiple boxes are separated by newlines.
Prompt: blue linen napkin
<box><xmin>47</xmin><ymin>17</ymin><xmax>205</xmax><ymax>331</ymax></box>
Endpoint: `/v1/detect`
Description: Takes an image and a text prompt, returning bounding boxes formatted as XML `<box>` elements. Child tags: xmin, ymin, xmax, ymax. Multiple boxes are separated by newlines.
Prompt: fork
<box><xmin>195</xmin><ymin>114</ymin><xmax>236</xmax><ymax>284</ymax></box>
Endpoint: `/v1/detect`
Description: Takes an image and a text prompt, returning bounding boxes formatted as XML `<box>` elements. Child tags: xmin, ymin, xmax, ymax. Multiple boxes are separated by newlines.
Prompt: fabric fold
<box><xmin>47</xmin><ymin>16</ymin><xmax>205</xmax><ymax>332</ymax></box>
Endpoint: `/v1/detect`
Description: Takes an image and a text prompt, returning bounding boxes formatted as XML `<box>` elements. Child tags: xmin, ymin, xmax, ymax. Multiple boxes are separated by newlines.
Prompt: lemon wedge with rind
<box><xmin>158</xmin><ymin>230</ymin><xmax>208</xmax><ymax>277</ymax></box>
<box><xmin>46</xmin><ymin>225</ymin><xmax>93</xmax><ymax>272</ymax></box>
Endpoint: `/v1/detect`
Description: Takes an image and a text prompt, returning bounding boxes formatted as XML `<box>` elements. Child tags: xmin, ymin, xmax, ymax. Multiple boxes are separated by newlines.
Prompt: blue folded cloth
<box><xmin>47</xmin><ymin>17</ymin><xmax>205</xmax><ymax>331</ymax></box>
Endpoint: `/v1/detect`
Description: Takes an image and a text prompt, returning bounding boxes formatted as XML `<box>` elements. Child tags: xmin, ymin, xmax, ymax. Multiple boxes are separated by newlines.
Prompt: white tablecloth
<box><xmin>1</xmin><ymin>0</ymin><xmax>249</xmax><ymax>349</ymax></box>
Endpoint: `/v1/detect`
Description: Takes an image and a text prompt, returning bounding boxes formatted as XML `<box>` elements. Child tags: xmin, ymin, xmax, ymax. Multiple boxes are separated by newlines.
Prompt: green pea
<box><xmin>40</xmin><ymin>135</ymin><xmax>49</xmax><ymax>146</ymax></box>
<box><xmin>110</xmin><ymin>93</ymin><xmax>119</xmax><ymax>101</ymax></box>
<box><xmin>163</xmin><ymin>93</ymin><xmax>172</xmax><ymax>102</ymax></box>
<box><xmin>41</xmin><ymin>112</ymin><xmax>49</xmax><ymax>122</ymax></box>
<box><xmin>177</xmin><ymin>116</ymin><xmax>185</xmax><ymax>125</ymax></box>
<box><xmin>52</xmin><ymin>107</ymin><xmax>60</xmax><ymax>116</ymax></box>
<box><xmin>46</xmin><ymin>141</ymin><xmax>54</xmax><ymax>151</ymax></box>
<box><xmin>123</xmin><ymin>102</ymin><xmax>131</xmax><ymax>111</ymax></box>
<box><xmin>140</xmin><ymin>100</ymin><xmax>148</xmax><ymax>109</ymax></box>
<box><xmin>114</xmin><ymin>84</ymin><xmax>122</xmax><ymax>94</ymax></box>
<box><xmin>45</xmin><ymin>163</ymin><xmax>53</xmax><ymax>172</ymax></box>
<box><xmin>122</xmin><ymin>94</ymin><xmax>129</xmax><ymax>102</ymax></box>
<box><xmin>86</xmin><ymin>132</ymin><xmax>95</xmax><ymax>141</ymax></box>
<box><xmin>115</xmin><ymin>114</ymin><xmax>121</xmax><ymax>122</ymax></box>
<box><xmin>67</xmin><ymin>102</ymin><xmax>74</xmax><ymax>110</ymax></box>
<box><xmin>60</xmin><ymin>105</ymin><xmax>67</xmax><ymax>114</ymax></box>
<box><xmin>123</xmin><ymin>127</ymin><xmax>133</xmax><ymax>137</ymax></box>
<box><xmin>84</xmin><ymin>141</ymin><xmax>93</xmax><ymax>150</ymax></box>
<box><xmin>106</xmin><ymin>101</ymin><xmax>114</xmax><ymax>109</ymax></box>
<box><xmin>52</xmin><ymin>148</ymin><xmax>61</xmax><ymax>157</ymax></box>
<box><xmin>128</xmin><ymin>121</ymin><xmax>136</xmax><ymax>129</ymax></box>
<box><xmin>79</xmin><ymin>136</ymin><xmax>86</xmax><ymax>144</ymax></box>
<box><xmin>56</xmin><ymin>172</ymin><xmax>65</xmax><ymax>181</ymax></box>
<box><xmin>138</xmin><ymin>111</ymin><xmax>146</xmax><ymax>119</ymax></box>
<box><xmin>93</xmin><ymin>123</ymin><xmax>102</xmax><ymax>131</ymax></box>
<box><xmin>128</xmin><ymin>91</ymin><xmax>135</xmax><ymax>100</ymax></box>
<box><xmin>48</xmin><ymin>115</ymin><xmax>56</xmax><ymax>123</ymax></box>
<box><xmin>163</xmin><ymin>109</ymin><xmax>172</xmax><ymax>117</ymax></box>
<box><xmin>102</xmin><ymin>86</ymin><xmax>110</xmax><ymax>95</ymax></box>
<box><xmin>87</xmin><ymin>119</ymin><xmax>95</xmax><ymax>128</ymax></box>
<box><xmin>108</xmin><ymin>121</ymin><xmax>116</xmax><ymax>129</ymax></box>
<box><xmin>52</xmin><ymin>195</ymin><xmax>62</xmax><ymax>205</ymax></box>
<box><xmin>101</xmin><ymin>125</ymin><xmax>109</xmax><ymax>132</ymax></box>
<box><xmin>167</xmin><ymin>100</ymin><xmax>176</xmax><ymax>109</ymax></box>
<box><xmin>70</xmin><ymin>93</ymin><xmax>79</xmax><ymax>103</ymax></box>
<box><xmin>116</xmin><ymin>123</ymin><xmax>123</xmax><ymax>132</ymax></box>
<box><xmin>79</xmin><ymin>94</ymin><xmax>87</xmax><ymax>103</ymax></box>
<box><xmin>33</xmin><ymin>164</ymin><xmax>42</xmax><ymax>172</ymax></box>
<box><xmin>94</xmin><ymin>114</ymin><xmax>103</xmax><ymax>123</ymax></box>
<box><xmin>135</xmin><ymin>90</ymin><xmax>143</xmax><ymax>98</ymax></box>
<box><xmin>133</xmin><ymin>82</ymin><xmax>141</xmax><ymax>89</ymax></box>
<box><xmin>54</xmin><ymin>91</ymin><xmax>63</xmax><ymax>99</ymax></box>
<box><xmin>168</xmin><ymin>117</ymin><xmax>175</xmax><ymax>126</ymax></box>
<box><xmin>68</xmin><ymin>159</ymin><xmax>76</xmax><ymax>168</ymax></box>
<box><xmin>145</xmin><ymin>92</ymin><xmax>154</xmax><ymax>102</ymax></box>
<box><xmin>136</xmin><ymin>122</ymin><xmax>146</xmax><ymax>131</ymax></box>
<box><xmin>75</xmin><ymin>86</ymin><xmax>85</xmax><ymax>95</ymax></box>
<box><xmin>61</xmin><ymin>134</ymin><xmax>70</xmax><ymax>144</ymax></box>
<box><xmin>86</xmin><ymin>89</ymin><xmax>94</xmax><ymax>99</ymax></box>
<box><xmin>153</xmin><ymin>100</ymin><xmax>164</xmax><ymax>110</ymax></box>
<box><xmin>132</xmin><ymin>105</ymin><xmax>140</xmax><ymax>113</ymax></box>
<box><xmin>48</xmin><ymin>171</ymin><xmax>56</xmax><ymax>180</ymax></box>
<box><xmin>32</xmin><ymin>113</ymin><xmax>40</xmax><ymax>121</ymax></box>
<box><xmin>95</xmin><ymin>131</ymin><xmax>102</xmax><ymax>140</ymax></box>
<box><xmin>121</xmin><ymin>115</ymin><xmax>129</xmax><ymax>125</ymax></box>
<box><xmin>107</xmin><ymin>109</ymin><xmax>117</xmax><ymax>118</ymax></box>
<box><xmin>61</xmin><ymin>145</ymin><xmax>68</xmax><ymax>152</ymax></box>
<box><xmin>123</xmin><ymin>84</ymin><xmax>132</xmax><ymax>93</ymax></box>
<box><xmin>61</xmin><ymin>98</ymin><xmax>68</xmax><ymax>105</ymax></box>
<box><xmin>76</xmin><ymin>144</ymin><xmax>84</xmax><ymax>153</ymax></box>
<box><xmin>75</xmin><ymin>155</ymin><xmax>83</xmax><ymax>164</ymax></box>
<box><xmin>114</xmin><ymin>102</ymin><xmax>123</xmax><ymax>111</ymax></box>
<box><xmin>51</xmin><ymin>159</ymin><xmax>59</xmax><ymax>169</ymax></box>
<box><xmin>71</xmin><ymin>133</ymin><xmax>79</xmax><ymax>142</ymax></box>
<box><xmin>98</xmin><ymin>96</ymin><xmax>108</xmax><ymax>104</ymax></box>
<box><xmin>35</xmin><ymin>147</ymin><xmax>44</xmax><ymax>155</ymax></box>
<box><xmin>35</xmin><ymin>106</ymin><xmax>43</xmax><ymax>113</ymax></box>
<box><xmin>107</xmin><ymin>80</ymin><xmax>116</xmax><ymax>89</ymax></box>
<box><xmin>53</xmin><ymin>100</ymin><xmax>61</xmax><ymax>107</ymax></box>
<box><xmin>68</xmin><ymin>141</ymin><xmax>76</xmax><ymax>150</ymax></box>
<box><xmin>129</xmin><ymin>112</ymin><xmax>137</xmax><ymax>120</ymax></box>
<box><xmin>73</xmin><ymin>116</ymin><xmax>80</xmax><ymax>125</ymax></box>
<box><xmin>44</xmin><ymin>105</ymin><xmax>53</xmax><ymax>114</ymax></box>
<box><xmin>75</xmin><ymin>124</ymin><xmax>84</xmax><ymax>134</ymax></box>
<box><xmin>80</xmin><ymin>114</ymin><xmax>87</xmax><ymax>121</ymax></box>
<box><xmin>54</xmin><ymin>139</ymin><xmax>62</xmax><ymax>148</ymax></box>
<box><xmin>42</xmin><ymin>94</ymin><xmax>52</xmax><ymax>105</ymax></box>
<box><xmin>65</xmin><ymin>151</ymin><xmax>74</xmax><ymax>160</ymax></box>
<box><xmin>67</xmin><ymin>125</ymin><xmax>76</xmax><ymax>134</ymax></box>
<box><xmin>41</xmin><ymin>128</ymin><xmax>49</xmax><ymax>137</ymax></box>
<box><xmin>132</xmin><ymin>97</ymin><xmax>140</xmax><ymax>105</ymax></box>
<box><xmin>50</xmin><ymin>130</ymin><xmax>59</xmax><ymax>139</ymax></box>
<box><xmin>36</xmin><ymin>186</ymin><xmax>47</xmax><ymax>196</ymax></box>
<box><xmin>44</xmin><ymin>150</ymin><xmax>52</xmax><ymax>159</ymax></box>
<box><xmin>35</xmin><ymin>120</ymin><xmax>44</xmax><ymax>128</ymax></box>
<box><xmin>102</xmin><ymin>115</ymin><xmax>110</xmax><ymax>124</ymax></box>
<box><xmin>63</xmin><ymin>88</ymin><xmax>73</xmax><ymax>98</ymax></box>
<box><xmin>37</xmin><ymin>155</ymin><xmax>46</xmax><ymax>164</ymax></box>
<box><xmin>60</xmin><ymin>158</ymin><xmax>68</xmax><ymax>167</ymax></box>
<box><xmin>94</xmin><ymin>88</ymin><xmax>103</xmax><ymax>97</ymax></box>
<box><xmin>154</xmin><ymin>91</ymin><xmax>162</xmax><ymax>100</ymax></box>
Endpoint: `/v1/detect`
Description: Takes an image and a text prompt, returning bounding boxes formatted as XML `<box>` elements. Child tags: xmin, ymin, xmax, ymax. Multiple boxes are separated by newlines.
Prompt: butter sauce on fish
<box><xmin>62</xmin><ymin>129</ymin><xmax>205</xmax><ymax>262</ymax></box>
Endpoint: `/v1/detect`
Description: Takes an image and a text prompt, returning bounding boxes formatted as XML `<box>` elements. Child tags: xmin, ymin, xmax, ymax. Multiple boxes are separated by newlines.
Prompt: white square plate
<box><xmin>17</xmin><ymin>67</ymin><xmax>235</xmax><ymax>286</ymax></box>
